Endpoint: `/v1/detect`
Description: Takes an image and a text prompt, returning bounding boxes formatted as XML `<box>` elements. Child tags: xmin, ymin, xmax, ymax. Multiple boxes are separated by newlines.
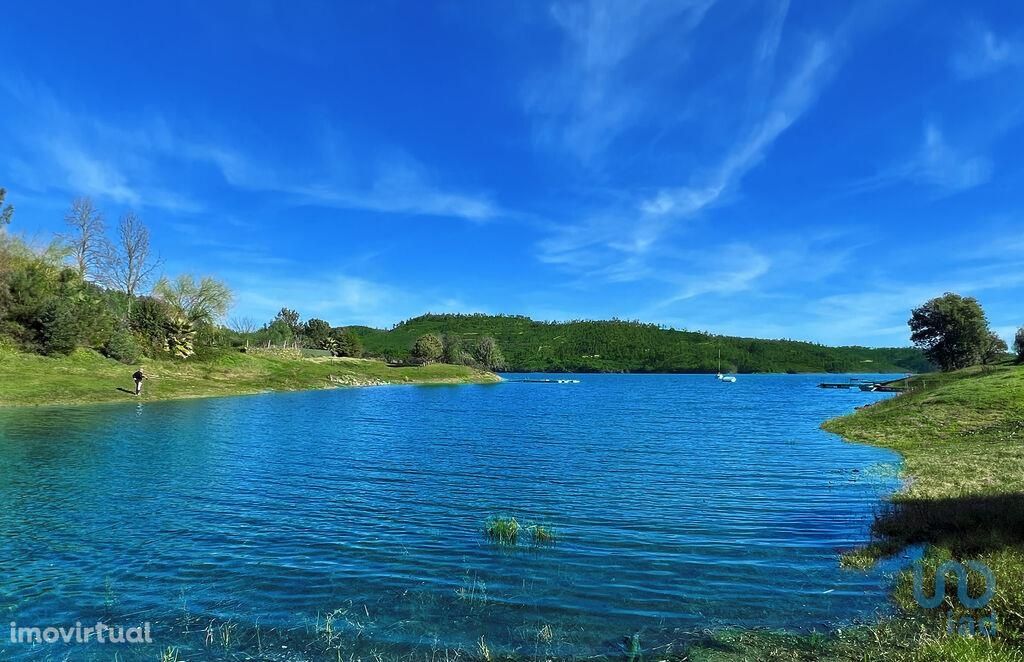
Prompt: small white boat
<box><xmin>716</xmin><ymin>350</ymin><xmax>737</xmax><ymax>382</ymax></box>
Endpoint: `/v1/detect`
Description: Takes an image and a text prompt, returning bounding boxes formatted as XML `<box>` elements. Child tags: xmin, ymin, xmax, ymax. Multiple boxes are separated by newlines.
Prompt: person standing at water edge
<box><xmin>133</xmin><ymin>368</ymin><xmax>145</xmax><ymax>396</ymax></box>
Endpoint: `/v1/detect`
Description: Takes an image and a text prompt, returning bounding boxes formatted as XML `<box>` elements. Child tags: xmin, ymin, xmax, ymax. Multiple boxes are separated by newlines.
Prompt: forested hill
<box><xmin>350</xmin><ymin>314</ymin><xmax>932</xmax><ymax>374</ymax></box>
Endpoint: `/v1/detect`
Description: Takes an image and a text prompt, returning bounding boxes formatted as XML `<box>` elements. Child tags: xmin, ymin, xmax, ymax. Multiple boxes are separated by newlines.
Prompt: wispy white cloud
<box><xmin>285</xmin><ymin>155</ymin><xmax>500</xmax><ymax>222</ymax></box>
<box><xmin>655</xmin><ymin>244</ymin><xmax>773</xmax><ymax>306</ymax></box>
<box><xmin>851</xmin><ymin>122</ymin><xmax>992</xmax><ymax>195</ymax></box>
<box><xmin>524</xmin><ymin>0</ymin><xmax>716</xmax><ymax>164</ymax></box>
<box><xmin>910</xmin><ymin>123</ymin><xmax>993</xmax><ymax>190</ymax></box>
<box><xmin>640</xmin><ymin>36</ymin><xmax>833</xmax><ymax>219</ymax></box>
<box><xmin>180</xmin><ymin>139</ymin><xmax>501</xmax><ymax>222</ymax></box>
<box><xmin>0</xmin><ymin>79</ymin><xmax>204</xmax><ymax>214</ymax></box>
<box><xmin>951</xmin><ymin>23</ymin><xmax>1024</xmax><ymax>80</ymax></box>
<box><xmin>0</xmin><ymin>80</ymin><xmax>500</xmax><ymax>222</ymax></box>
<box><xmin>536</xmin><ymin>9</ymin><xmax>839</xmax><ymax>296</ymax></box>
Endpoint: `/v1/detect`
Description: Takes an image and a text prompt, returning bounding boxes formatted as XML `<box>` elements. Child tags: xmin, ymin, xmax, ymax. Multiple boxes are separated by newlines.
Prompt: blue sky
<box><xmin>2</xmin><ymin>1</ymin><xmax>1022</xmax><ymax>346</ymax></box>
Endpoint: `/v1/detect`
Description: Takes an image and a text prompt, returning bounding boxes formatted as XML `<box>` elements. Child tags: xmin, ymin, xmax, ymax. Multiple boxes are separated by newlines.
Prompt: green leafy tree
<box><xmin>1015</xmin><ymin>327</ymin><xmax>1024</xmax><ymax>362</ymax></box>
<box><xmin>261</xmin><ymin>319</ymin><xmax>293</xmax><ymax>346</ymax></box>
<box><xmin>304</xmin><ymin>318</ymin><xmax>333</xmax><ymax>348</ymax></box>
<box><xmin>908</xmin><ymin>293</ymin><xmax>990</xmax><ymax>371</ymax></box>
<box><xmin>0</xmin><ymin>187</ymin><xmax>14</xmax><ymax>228</ymax></box>
<box><xmin>102</xmin><ymin>328</ymin><xmax>144</xmax><ymax>364</ymax></box>
<box><xmin>129</xmin><ymin>296</ymin><xmax>173</xmax><ymax>356</ymax></box>
<box><xmin>153</xmin><ymin>274</ymin><xmax>232</xmax><ymax>326</ymax></box>
<box><xmin>274</xmin><ymin>308</ymin><xmax>302</xmax><ymax>335</ymax></box>
<box><xmin>980</xmin><ymin>331</ymin><xmax>1009</xmax><ymax>365</ymax></box>
<box><xmin>330</xmin><ymin>328</ymin><xmax>363</xmax><ymax>357</ymax></box>
<box><xmin>473</xmin><ymin>335</ymin><xmax>506</xmax><ymax>370</ymax></box>
<box><xmin>411</xmin><ymin>333</ymin><xmax>443</xmax><ymax>364</ymax></box>
<box><xmin>441</xmin><ymin>333</ymin><xmax>468</xmax><ymax>365</ymax></box>
<box><xmin>37</xmin><ymin>297</ymin><xmax>80</xmax><ymax>355</ymax></box>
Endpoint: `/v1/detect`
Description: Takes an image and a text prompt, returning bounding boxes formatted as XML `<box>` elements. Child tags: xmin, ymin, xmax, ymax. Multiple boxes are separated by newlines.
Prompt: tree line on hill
<box><xmin>350</xmin><ymin>314</ymin><xmax>935</xmax><ymax>373</ymax></box>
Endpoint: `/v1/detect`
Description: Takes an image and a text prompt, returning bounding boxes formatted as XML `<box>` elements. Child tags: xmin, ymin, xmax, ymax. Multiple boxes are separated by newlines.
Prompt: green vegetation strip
<box><xmin>0</xmin><ymin>346</ymin><xmax>500</xmax><ymax>407</ymax></box>
<box><xmin>352</xmin><ymin>313</ymin><xmax>930</xmax><ymax>374</ymax></box>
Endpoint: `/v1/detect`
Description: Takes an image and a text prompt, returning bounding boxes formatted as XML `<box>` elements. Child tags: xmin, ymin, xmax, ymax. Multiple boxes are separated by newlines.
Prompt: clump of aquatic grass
<box><xmin>484</xmin><ymin>516</ymin><xmax>558</xmax><ymax>546</ymax></box>
<box><xmin>839</xmin><ymin>544</ymin><xmax>885</xmax><ymax>570</ymax></box>
<box><xmin>455</xmin><ymin>573</ymin><xmax>488</xmax><ymax>606</ymax></box>
<box><xmin>529</xmin><ymin>524</ymin><xmax>556</xmax><ymax>545</ymax></box>
<box><xmin>219</xmin><ymin>620</ymin><xmax>237</xmax><ymax>650</ymax></box>
<box><xmin>485</xmin><ymin>516</ymin><xmax>520</xmax><ymax>545</ymax></box>
<box><xmin>477</xmin><ymin>635</ymin><xmax>493</xmax><ymax>661</ymax></box>
<box><xmin>160</xmin><ymin>647</ymin><xmax>180</xmax><ymax>662</ymax></box>
<box><xmin>320</xmin><ymin>608</ymin><xmax>346</xmax><ymax>644</ymax></box>
<box><xmin>625</xmin><ymin>632</ymin><xmax>642</xmax><ymax>660</ymax></box>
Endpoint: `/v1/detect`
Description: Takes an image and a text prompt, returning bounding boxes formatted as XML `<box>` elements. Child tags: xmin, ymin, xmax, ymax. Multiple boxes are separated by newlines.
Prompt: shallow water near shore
<box><xmin>0</xmin><ymin>374</ymin><xmax>902</xmax><ymax>660</ymax></box>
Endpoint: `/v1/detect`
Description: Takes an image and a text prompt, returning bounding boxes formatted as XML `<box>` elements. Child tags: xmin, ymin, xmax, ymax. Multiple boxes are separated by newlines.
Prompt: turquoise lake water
<box><xmin>0</xmin><ymin>374</ymin><xmax>902</xmax><ymax>660</ymax></box>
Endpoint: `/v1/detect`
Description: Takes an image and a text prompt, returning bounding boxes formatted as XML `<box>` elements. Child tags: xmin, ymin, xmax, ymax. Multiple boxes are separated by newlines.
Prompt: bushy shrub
<box><xmin>102</xmin><ymin>329</ymin><xmax>144</xmax><ymax>364</ymax></box>
<box><xmin>411</xmin><ymin>334</ymin><xmax>443</xmax><ymax>363</ymax></box>
<box><xmin>473</xmin><ymin>336</ymin><xmax>506</xmax><ymax>371</ymax></box>
<box><xmin>332</xmin><ymin>329</ymin><xmax>362</xmax><ymax>358</ymax></box>
<box><xmin>442</xmin><ymin>334</ymin><xmax>470</xmax><ymax>365</ymax></box>
<box><xmin>129</xmin><ymin>296</ymin><xmax>172</xmax><ymax>356</ymax></box>
<box><xmin>37</xmin><ymin>298</ymin><xmax>79</xmax><ymax>356</ymax></box>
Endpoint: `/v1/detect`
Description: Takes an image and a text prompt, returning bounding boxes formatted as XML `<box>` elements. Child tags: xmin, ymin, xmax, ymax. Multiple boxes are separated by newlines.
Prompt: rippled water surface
<box><xmin>0</xmin><ymin>374</ymin><xmax>902</xmax><ymax>659</ymax></box>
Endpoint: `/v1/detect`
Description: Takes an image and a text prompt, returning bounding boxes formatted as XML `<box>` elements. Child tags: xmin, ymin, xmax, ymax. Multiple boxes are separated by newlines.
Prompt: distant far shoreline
<box><xmin>351</xmin><ymin>313</ymin><xmax>932</xmax><ymax>374</ymax></box>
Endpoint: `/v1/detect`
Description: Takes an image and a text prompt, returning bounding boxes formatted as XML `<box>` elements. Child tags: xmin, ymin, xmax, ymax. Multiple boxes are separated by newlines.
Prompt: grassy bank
<box><xmin>0</xmin><ymin>346</ymin><xmax>500</xmax><ymax>407</ymax></box>
<box><xmin>685</xmin><ymin>362</ymin><xmax>1024</xmax><ymax>660</ymax></box>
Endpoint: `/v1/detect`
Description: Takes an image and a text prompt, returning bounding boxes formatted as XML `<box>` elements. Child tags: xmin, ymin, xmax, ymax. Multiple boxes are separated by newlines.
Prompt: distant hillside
<box><xmin>349</xmin><ymin>314</ymin><xmax>932</xmax><ymax>374</ymax></box>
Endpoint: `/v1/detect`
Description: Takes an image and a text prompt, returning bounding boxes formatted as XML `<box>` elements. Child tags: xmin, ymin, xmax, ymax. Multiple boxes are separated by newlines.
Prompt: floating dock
<box><xmin>818</xmin><ymin>377</ymin><xmax>905</xmax><ymax>392</ymax></box>
<box><xmin>507</xmin><ymin>378</ymin><xmax>581</xmax><ymax>384</ymax></box>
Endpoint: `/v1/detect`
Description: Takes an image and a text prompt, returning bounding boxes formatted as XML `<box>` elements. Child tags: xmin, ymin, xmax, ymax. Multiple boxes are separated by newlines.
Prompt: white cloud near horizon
<box><xmin>225</xmin><ymin>269</ymin><xmax>483</xmax><ymax>329</ymax></box>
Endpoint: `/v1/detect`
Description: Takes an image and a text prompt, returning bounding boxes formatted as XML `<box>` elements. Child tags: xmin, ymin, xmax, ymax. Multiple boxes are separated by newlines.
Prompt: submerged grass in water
<box><xmin>529</xmin><ymin>524</ymin><xmax>556</xmax><ymax>545</ymax></box>
<box><xmin>485</xmin><ymin>516</ymin><xmax>520</xmax><ymax>545</ymax></box>
<box><xmin>483</xmin><ymin>518</ymin><xmax>556</xmax><ymax>546</ymax></box>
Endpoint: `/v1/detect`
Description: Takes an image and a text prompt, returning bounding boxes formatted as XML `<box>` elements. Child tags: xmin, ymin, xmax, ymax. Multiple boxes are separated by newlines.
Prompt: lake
<box><xmin>0</xmin><ymin>374</ymin><xmax>902</xmax><ymax>660</ymax></box>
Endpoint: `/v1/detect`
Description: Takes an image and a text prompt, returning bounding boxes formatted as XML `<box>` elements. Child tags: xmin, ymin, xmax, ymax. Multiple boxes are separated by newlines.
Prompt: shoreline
<box><xmin>0</xmin><ymin>347</ymin><xmax>501</xmax><ymax>408</ymax></box>
<box><xmin>685</xmin><ymin>362</ymin><xmax>1024</xmax><ymax>659</ymax></box>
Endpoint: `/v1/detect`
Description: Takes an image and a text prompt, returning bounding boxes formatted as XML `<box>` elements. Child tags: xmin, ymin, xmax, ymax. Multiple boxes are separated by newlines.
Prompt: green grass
<box><xmin>528</xmin><ymin>524</ymin><xmax>556</xmax><ymax>545</ymax></box>
<box><xmin>484</xmin><ymin>516</ymin><xmax>521</xmax><ymax>545</ymax></box>
<box><xmin>483</xmin><ymin>517</ymin><xmax>556</xmax><ymax>547</ymax></box>
<box><xmin>0</xmin><ymin>346</ymin><xmax>500</xmax><ymax>407</ymax></box>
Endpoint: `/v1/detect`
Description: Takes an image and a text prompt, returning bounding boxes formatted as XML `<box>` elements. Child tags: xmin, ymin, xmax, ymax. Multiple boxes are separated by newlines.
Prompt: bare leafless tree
<box><xmin>229</xmin><ymin>316</ymin><xmax>258</xmax><ymax>335</ymax></box>
<box><xmin>229</xmin><ymin>316</ymin><xmax>258</xmax><ymax>348</ymax></box>
<box><xmin>62</xmin><ymin>197</ymin><xmax>107</xmax><ymax>279</ymax></box>
<box><xmin>102</xmin><ymin>211</ymin><xmax>160</xmax><ymax>315</ymax></box>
